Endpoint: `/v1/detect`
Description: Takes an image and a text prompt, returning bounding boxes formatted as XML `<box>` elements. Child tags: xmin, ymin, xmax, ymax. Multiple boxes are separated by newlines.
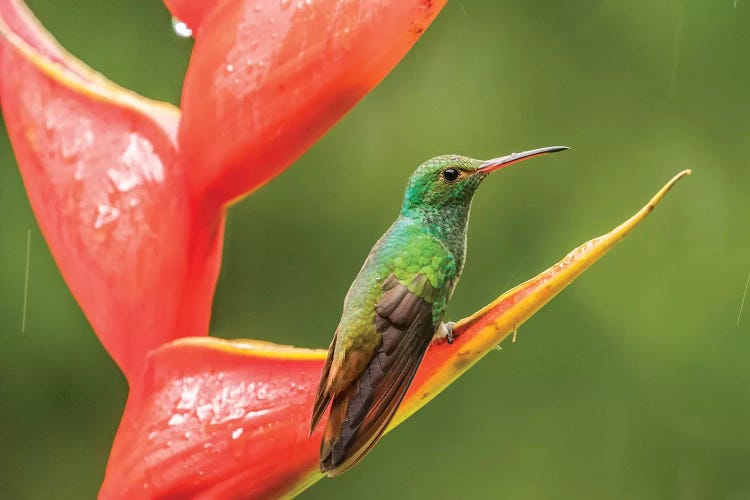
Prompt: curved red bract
<box><xmin>0</xmin><ymin>0</ymin><xmax>224</xmax><ymax>382</ymax></box>
<box><xmin>104</xmin><ymin>340</ymin><xmax>327</xmax><ymax>499</ymax></box>
<box><xmin>178</xmin><ymin>0</ymin><xmax>447</xmax><ymax>207</ymax></box>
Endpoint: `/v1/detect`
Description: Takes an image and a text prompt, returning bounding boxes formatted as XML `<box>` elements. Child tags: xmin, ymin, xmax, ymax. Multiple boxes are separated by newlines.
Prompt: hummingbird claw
<box><xmin>435</xmin><ymin>321</ymin><xmax>455</xmax><ymax>344</ymax></box>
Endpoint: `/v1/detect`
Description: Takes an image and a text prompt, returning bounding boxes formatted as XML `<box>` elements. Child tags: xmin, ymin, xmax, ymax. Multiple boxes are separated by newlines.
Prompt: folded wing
<box><xmin>320</xmin><ymin>274</ymin><xmax>438</xmax><ymax>476</ymax></box>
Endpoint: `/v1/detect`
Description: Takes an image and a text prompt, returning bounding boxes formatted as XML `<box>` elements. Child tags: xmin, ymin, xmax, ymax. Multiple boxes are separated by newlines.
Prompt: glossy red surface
<box><xmin>104</xmin><ymin>340</ymin><xmax>327</xmax><ymax>499</ymax></box>
<box><xmin>178</xmin><ymin>0</ymin><xmax>447</xmax><ymax>206</ymax></box>
<box><xmin>0</xmin><ymin>0</ymin><xmax>223</xmax><ymax>382</ymax></box>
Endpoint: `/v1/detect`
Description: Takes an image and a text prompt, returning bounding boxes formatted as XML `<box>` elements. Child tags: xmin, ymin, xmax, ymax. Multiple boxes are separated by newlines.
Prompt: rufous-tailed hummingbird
<box><xmin>310</xmin><ymin>146</ymin><xmax>569</xmax><ymax>476</ymax></box>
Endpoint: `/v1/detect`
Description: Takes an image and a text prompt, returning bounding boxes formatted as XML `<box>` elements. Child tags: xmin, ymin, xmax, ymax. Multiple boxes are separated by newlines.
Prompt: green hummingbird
<box><xmin>310</xmin><ymin>145</ymin><xmax>569</xmax><ymax>476</ymax></box>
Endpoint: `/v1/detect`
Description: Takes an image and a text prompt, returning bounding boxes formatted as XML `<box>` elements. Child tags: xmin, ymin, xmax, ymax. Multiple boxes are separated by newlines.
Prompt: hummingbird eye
<box><xmin>441</xmin><ymin>168</ymin><xmax>459</xmax><ymax>183</ymax></box>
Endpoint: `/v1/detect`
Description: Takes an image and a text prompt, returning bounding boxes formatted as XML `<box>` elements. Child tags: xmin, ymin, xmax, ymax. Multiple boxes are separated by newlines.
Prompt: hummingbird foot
<box><xmin>434</xmin><ymin>321</ymin><xmax>456</xmax><ymax>345</ymax></box>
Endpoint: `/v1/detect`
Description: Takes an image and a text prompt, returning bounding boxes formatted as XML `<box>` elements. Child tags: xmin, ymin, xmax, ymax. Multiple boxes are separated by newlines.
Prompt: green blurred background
<box><xmin>1</xmin><ymin>0</ymin><xmax>748</xmax><ymax>498</ymax></box>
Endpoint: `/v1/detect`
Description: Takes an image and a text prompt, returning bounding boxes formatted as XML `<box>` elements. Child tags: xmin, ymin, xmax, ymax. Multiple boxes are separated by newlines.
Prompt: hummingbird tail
<box><xmin>317</xmin><ymin>274</ymin><xmax>439</xmax><ymax>476</ymax></box>
<box><xmin>310</xmin><ymin>333</ymin><xmax>338</xmax><ymax>436</ymax></box>
<box><xmin>319</xmin><ymin>306</ymin><xmax>433</xmax><ymax>475</ymax></box>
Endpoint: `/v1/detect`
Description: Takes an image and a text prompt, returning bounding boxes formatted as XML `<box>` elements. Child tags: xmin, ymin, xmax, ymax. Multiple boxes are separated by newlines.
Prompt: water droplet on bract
<box><xmin>108</xmin><ymin>168</ymin><xmax>141</xmax><ymax>192</ymax></box>
<box><xmin>168</xmin><ymin>413</ymin><xmax>186</xmax><ymax>426</ymax></box>
<box><xmin>94</xmin><ymin>204</ymin><xmax>120</xmax><ymax>229</ymax></box>
<box><xmin>73</xmin><ymin>163</ymin><xmax>85</xmax><ymax>181</ymax></box>
<box><xmin>280</xmin><ymin>0</ymin><xmax>292</xmax><ymax>9</ymax></box>
<box><xmin>227</xmin><ymin>64</ymin><xmax>235</xmax><ymax>73</ymax></box>
<box><xmin>171</xmin><ymin>17</ymin><xmax>193</xmax><ymax>38</ymax></box>
<box><xmin>232</xmin><ymin>428</ymin><xmax>244</xmax><ymax>440</ymax></box>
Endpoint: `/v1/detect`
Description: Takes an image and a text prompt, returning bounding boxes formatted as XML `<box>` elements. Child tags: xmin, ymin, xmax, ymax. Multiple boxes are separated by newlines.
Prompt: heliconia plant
<box><xmin>0</xmin><ymin>0</ymin><xmax>690</xmax><ymax>498</ymax></box>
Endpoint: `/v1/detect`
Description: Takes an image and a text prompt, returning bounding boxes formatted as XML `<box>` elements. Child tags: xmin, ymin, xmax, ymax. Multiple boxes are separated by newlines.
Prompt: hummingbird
<box><xmin>310</xmin><ymin>145</ymin><xmax>569</xmax><ymax>476</ymax></box>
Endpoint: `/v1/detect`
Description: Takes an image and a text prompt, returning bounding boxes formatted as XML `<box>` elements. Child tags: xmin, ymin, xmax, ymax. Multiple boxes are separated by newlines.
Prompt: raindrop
<box><xmin>168</xmin><ymin>413</ymin><xmax>186</xmax><ymax>426</ymax></box>
<box><xmin>232</xmin><ymin>428</ymin><xmax>244</xmax><ymax>440</ymax></box>
<box><xmin>108</xmin><ymin>168</ymin><xmax>141</xmax><ymax>192</ymax></box>
<box><xmin>94</xmin><ymin>204</ymin><xmax>120</xmax><ymax>229</ymax></box>
<box><xmin>73</xmin><ymin>163</ymin><xmax>85</xmax><ymax>181</ymax></box>
<box><xmin>171</xmin><ymin>17</ymin><xmax>193</xmax><ymax>38</ymax></box>
<box><xmin>280</xmin><ymin>0</ymin><xmax>292</xmax><ymax>9</ymax></box>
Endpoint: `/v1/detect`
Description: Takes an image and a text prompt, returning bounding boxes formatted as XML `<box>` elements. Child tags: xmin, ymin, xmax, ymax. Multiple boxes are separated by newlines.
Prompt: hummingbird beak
<box><xmin>477</xmin><ymin>145</ymin><xmax>570</xmax><ymax>174</ymax></box>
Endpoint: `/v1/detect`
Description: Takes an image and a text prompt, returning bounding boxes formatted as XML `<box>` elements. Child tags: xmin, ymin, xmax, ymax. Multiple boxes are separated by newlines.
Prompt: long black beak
<box><xmin>477</xmin><ymin>146</ymin><xmax>569</xmax><ymax>174</ymax></box>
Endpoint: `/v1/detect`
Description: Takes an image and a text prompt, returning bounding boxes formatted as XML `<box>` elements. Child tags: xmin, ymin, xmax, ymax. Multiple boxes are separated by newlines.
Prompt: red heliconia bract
<box><xmin>0</xmin><ymin>0</ymin><xmax>224</xmax><ymax>383</ymax></box>
<box><xmin>0</xmin><ymin>0</ymin><xmax>689</xmax><ymax>497</ymax></box>
<box><xmin>176</xmin><ymin>0</ymin><xmax>447</xmax><ymax>206</ymax></box>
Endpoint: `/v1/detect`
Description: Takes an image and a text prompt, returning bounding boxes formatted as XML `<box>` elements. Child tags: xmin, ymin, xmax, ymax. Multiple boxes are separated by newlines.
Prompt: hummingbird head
<box><xmin>401</xmin><ymin>146</ymin><xmax>569</xmax><ymax>215</ymax></box>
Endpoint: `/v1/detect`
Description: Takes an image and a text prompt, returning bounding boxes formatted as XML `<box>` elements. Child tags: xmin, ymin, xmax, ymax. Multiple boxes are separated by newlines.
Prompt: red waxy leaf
<box><xmin>104</xmin><ymin>340</ymin><xmax>325</xmax><ymax>499</ymax></box>
<box><xmin>0</xmin><ymin>0</ymin><xmax>224</xmax><ymax>381</ymax></box>
<box><xmin>101</xmin><ymin>171</ymin><xmax>689</xmax><ymax>499</ymax></box>
<box><xmin>178</xmin><ymin>0</ymin><xmax>448</xmax><ymax>207</ymax></box>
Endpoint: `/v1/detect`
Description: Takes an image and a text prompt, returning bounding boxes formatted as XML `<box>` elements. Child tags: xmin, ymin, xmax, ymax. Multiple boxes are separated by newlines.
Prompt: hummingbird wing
<box><xmin>319</xmin><ymin>272</ymin><xmax>441</xmax><ymax>476</ymax></box>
